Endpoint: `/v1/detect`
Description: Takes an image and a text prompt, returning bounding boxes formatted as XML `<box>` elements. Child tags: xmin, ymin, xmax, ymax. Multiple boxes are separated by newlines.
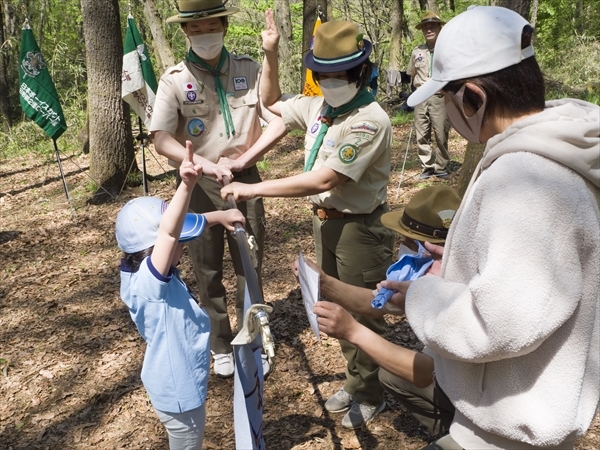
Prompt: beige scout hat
<box><xmin>381</xmin><ymin>186</ymin><xmax>461</xmax><ymax>244</ymax></box>
<box><xmin>166</xmin><ymin>0</ymin><xmax>239</xmax><ymax>24</ymax></box>
<box><xmin>304</xmin><ymin>21</ymin><xmax>372</xmax><ymax>73</ymax></box>
<box><xmin>415</xmin><ymin>11</ymin><xmax>446</xmax><ymax>30</ymax></box>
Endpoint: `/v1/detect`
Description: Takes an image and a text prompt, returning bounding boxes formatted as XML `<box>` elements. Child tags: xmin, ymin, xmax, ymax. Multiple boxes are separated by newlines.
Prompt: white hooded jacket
<box><xmin>406</xmin><ymin>99</ymin><xmax>600</xmax><ymax>448</ymax></box>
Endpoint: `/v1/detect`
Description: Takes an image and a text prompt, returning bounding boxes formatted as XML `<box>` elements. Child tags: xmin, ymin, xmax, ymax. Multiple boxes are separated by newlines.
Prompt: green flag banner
<box><xmin>19</xmin><ymin>21</ymin><xmax>67</xmax><ymax>140</ymax></box>
<box><xmin>122</xmin><ymin>14</ymin><xmax>158</xmax><ymax>129</ymax></box>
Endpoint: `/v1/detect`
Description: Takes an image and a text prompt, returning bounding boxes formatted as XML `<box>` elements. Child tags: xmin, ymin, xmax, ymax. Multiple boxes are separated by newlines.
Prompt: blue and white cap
<box><xmin>115</xmin><ymin>196</ymin><xmax>206</xmax><ymax>253</ymax></box>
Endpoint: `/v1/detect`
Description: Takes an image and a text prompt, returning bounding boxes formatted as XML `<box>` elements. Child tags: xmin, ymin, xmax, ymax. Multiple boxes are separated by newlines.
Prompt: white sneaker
<box><xmin>261</xmin><ymin>353</ymin><xmax>271</xmax><ymax>378</ymax></box>
<box><xmin>212</xmin><ymin>351</ymin><xmax>234</xmax><ymax>378</ymax></box>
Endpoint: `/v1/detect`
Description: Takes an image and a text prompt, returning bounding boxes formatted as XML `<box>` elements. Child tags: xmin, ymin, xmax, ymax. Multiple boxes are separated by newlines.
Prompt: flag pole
<box><xmin>52</xmin><ymin>139</ymin><xmax>77</xmax><ymax>224</ymax></box>
<box><xmin>137</xmin><ymin>116</ymin><xmax>148</xmax><ymax>195</ymax></box>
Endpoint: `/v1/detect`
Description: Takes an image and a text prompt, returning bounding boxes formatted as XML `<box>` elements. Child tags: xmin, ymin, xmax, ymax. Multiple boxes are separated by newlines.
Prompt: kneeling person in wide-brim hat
<box><xmin>221</xmin><ymin>9</ymin><xmax>395</xmax><ymax>429</ymax></box>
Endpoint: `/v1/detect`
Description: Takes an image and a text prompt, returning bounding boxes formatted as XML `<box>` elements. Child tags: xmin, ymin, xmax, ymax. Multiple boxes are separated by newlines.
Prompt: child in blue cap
<box><xmin>115</xmin><ymin>141</ymin><xmax>244</xmax><ymax>449</ymax></box>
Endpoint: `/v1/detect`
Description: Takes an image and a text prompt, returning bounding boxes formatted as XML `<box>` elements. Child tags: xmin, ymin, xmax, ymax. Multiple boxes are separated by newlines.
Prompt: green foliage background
<box><xmin>1</xmin><ymin>0</ymin><xmax>599</xmax><ymax>159</ymax></box>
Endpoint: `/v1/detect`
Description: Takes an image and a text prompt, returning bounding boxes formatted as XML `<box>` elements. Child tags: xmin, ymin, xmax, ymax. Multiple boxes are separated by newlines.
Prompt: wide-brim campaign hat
<box><xmin>115</xmin><ymin>197</ymin><xmax>207</xmax><ymax>253</ymax></box>
<box><xmin>408</xmin><ymin>6</ymin><xmax>534</xmax><ymax>107</ymax></box>
<box><xmin>304</xmin><ymin>21</ymin><xmax>372</xmax><ymax>73</ymax></box>
<box><xmin>166</xmin><ymin>0</ymin><xmax>239</xmax><ymax>24</ymax></box>
<box><xmin>381</xmin><ymin>186</ymin><xmax>461</xmax><ymax>244</ymax></box>
<box><xmin>415</xmin><ymin>11</ymin><xmax>446</xmax><ymax>30</ymax></box>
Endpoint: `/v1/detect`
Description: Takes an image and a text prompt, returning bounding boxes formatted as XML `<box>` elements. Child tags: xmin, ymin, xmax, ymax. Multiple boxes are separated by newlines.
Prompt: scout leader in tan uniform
<box><xmin>407</xmin><ymin>11</ymin><xmax>451</xmax><ymax>179</ymax></box>
<box><xmin>222</xmin><ymin>10</ymin><xmax>394</xmax><ymax>429</ymax></box>
<box><xmin>151</xmin><ymin>0</ymin><xmax>288</xmax><ymax>379</ymax></box>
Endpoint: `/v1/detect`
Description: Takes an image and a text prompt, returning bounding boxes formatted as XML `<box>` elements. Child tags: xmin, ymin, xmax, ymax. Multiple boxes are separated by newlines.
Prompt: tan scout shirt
<box><xmin>281</xmin><ymin>95</ymin><xmax>391</xmax><ymax>214</ymax></box>
<box><xmin>407</xmin><ymin>44</ymin><xmax>433</xmax><ymax>89</ymax></box>
<box><xmin>150</xmin><ymin>54</ymin><xmax>275</xmax><ymax>163</ymax></box>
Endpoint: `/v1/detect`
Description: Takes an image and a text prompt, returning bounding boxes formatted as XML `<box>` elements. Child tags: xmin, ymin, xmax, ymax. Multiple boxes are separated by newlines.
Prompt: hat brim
<box><xmin>179</xmin><ymin>213</ymin><xmax>207</xmax><ymax>242</ymax></box>
<box><xmin>416</xmin><ymin>19</ymin><xmax>446</xmax><ymax>30</ymax></box>
<box><xmin>381</xmin><ymin>210</ymin><xmax>446</xmax><ymax>244</ymax></box>
<box><xmin>304</xmin><ymin>40</ymin><xmax>372</xmax><ymax>73</ymax></box>
<box><xmin>407</xmin><ymin>78</ymin><xmax>448</xmax><ymax>107</ymax></box>
<box><xmin>166</xmin><ymin>7</ymin><xmax>239</xmax><ymax>23</ymax></box>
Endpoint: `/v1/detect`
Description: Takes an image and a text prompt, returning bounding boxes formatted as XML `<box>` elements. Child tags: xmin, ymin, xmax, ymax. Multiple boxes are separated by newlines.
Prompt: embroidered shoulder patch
<box><xmin>350</xmin><ymin>121</ymin><xmax>378</xmax><ymax>135</ymax></box>
<box><xmin>338</xmin><ymin>144</ymin><xmax>359</xmax><ymax>164</ymax></box>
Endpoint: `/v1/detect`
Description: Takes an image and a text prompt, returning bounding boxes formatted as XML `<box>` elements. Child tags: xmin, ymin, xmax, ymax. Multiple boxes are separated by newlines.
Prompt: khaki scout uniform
<box><xmin>150</xmin><ymin>55</ymin><xmax>275</xmax><ymax>354</ymax></box>
<box><xmin>407</xmin><ymin>44</ymin><xmax>450</xmax><ymax>172</ymax></box>
<box><xmin>282</xmin><ymin>94</ymin><xmax>395</xmax><ymax>406</ymax></box>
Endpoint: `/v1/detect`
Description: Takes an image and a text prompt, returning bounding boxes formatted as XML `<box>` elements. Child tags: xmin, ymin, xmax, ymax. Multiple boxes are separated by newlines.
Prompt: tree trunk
<box><xmin>141</xmin><ymin>0</ymin><xmax>175</xmax><ymax>73</ymax></box>
<box><xmin>456</xmin><ymin>142</ymin><xmax>485</xmax><ymax>198</ymax></box>
<box><xmin>426</xmin><ymin>0</ymin><xmax>440</xmax><ymax>15</ymax></box>
<box><xmin>81</xmin><ymin>0</ymin><xmax>135</xmax><ymax>203</ymax></box>
<box><xmin>388</xmin><ymin>0</ymin><xmax>403</xmax><ymax>71</ymax></box>
<box><xmin>301</xmin><ymin>0</ymin><xmax>327</xmax><ymax>92</ymax></box>
<box><xmin>0</xmin><ymin>0</ymin><xmax>12</xmax><ymax>130</ymax></box>
<box><xmin>274</xmin><ymin>0</ymin><xmax>293</xmax><ymax>93</ymax></box>
<box><xmin>530</xmin><ymin>0</ymin><xmax>538</xmax><ymax>28</ymax></box>
<box><xmin>496</xmin><ymin>0</ymin><xmax>531</xmax><ymax>19</ymax></box>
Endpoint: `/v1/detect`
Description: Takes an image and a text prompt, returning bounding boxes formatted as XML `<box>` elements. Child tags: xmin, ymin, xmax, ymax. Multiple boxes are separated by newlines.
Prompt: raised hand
<box><xmin>262</xmin><ymin>9</ymin><xmax>280</xmax><ymax>53</ymax></box>
<box><xmin>180</xmin><ymin>140</ymin><xmax>203</xmax><ymax>187</ymax></box>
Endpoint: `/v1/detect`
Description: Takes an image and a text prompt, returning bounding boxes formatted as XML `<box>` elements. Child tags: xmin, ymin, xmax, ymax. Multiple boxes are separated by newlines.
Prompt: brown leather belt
<box><xmin>313</xmin><ymin>205</ymin><xmax>357</xmax><ymax>220</ymax></box>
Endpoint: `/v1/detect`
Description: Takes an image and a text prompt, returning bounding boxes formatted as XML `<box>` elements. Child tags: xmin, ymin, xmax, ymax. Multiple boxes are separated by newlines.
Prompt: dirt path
<box><xmin>1</xmin><ymin>127</ymin><xmax>598</xmax><ymax>449</ymax></box>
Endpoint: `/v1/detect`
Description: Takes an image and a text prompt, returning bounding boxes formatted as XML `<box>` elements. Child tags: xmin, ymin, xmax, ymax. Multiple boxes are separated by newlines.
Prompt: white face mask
<box><xmin>444</xmin><ymin>84</ymin><xmax>487</xmax><ymax>143</ymax></box>
<box><xmin>319</xmin><ymin>78</ymin><xmax>360</xmax><ymax>108</ymax></box>
<box><xmin>188</xmin><ymin>32</ymin><xmax>224</xmax><ymax>60</ymax></box>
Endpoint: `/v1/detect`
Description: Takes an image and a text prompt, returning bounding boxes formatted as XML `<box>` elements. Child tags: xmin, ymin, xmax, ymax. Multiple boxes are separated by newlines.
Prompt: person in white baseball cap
<box><xmin>396</xmin><ymin>5</ymin><xmax>600</xmax><ymax>450</ymax></box>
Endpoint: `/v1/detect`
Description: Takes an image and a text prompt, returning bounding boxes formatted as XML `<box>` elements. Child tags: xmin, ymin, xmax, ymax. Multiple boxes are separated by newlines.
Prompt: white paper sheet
<box><xmin>297</xmin><ymin>251</ymin><xmax>321</xmax><ymax>341</ymax></box>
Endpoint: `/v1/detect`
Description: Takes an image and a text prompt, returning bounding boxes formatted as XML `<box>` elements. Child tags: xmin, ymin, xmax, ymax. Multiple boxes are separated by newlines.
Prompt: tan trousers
<box><xmin>414</xmin><ymin>94</ymin><xmax>450</xmax><ymax>172</ymax></box>
<box><xmin>313</xmin><ymin>204</ymin><xmax>395</xmax><ymax>406</ymax></box>
<box><xmin>187</xmin><ymin>166</ymin><xmax>265</xmax><ymax>354</ymax></box>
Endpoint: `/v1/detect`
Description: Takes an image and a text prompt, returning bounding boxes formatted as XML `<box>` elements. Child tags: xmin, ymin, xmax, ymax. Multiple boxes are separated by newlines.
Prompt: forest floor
<box><xmin>1</xmin><ymin>122</ymin><xmax>599</xmax><ymax>450</ymax></box>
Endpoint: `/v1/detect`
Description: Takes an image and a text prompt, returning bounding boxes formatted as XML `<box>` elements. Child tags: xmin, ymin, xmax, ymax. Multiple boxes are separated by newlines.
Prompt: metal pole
<box><xmin>395</xmin><ymin>125</ymin><xmax>414</xmax><ymax>200</ymax></box>
<box><xmin>138</xmin><ymin>117</ymin><xmax>148</xmax><ymax>195</ymax></box>
<box><xmin>222</xmin><ymin>177</ymin><xmax>263</xmax><ymax>306</ymax></box>
<box><xmin>53</xmin><ymin>139</ymin><xmax>77</xmax><ymax>224</ymax></box>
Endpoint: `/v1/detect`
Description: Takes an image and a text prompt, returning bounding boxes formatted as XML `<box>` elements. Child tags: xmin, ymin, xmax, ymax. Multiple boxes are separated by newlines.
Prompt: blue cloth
<box><xmin>371</xmin><ymin>241</ymin><xmax>433</xmax><ymax>309</ymax></box>
<box><xmin>120</xmin><ymin>257</ymin><xmax>210</xmax><ymax>413</ymax></box>
<box><xmin>369</xmin><ymin>66</ymin><xmax>379</xmax><ymax>97</ymax></box>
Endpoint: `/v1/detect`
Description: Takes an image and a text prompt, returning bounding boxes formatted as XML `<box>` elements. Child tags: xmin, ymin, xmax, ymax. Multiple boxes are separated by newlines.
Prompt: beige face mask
<box><xmin>188</xmin><ymin>32</ymin><xmax>224</xmax><ymax>60</ymax></box>
<box><xmin>444</xmin><ymin>84</ymin><xmax>487</xmax><ymax>143</ymax></box>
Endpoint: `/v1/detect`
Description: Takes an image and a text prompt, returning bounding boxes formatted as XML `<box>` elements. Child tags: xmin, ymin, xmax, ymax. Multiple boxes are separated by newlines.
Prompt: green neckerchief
<box><xmin>304</xmin><ymin>88</ymin><xmax>375</xmax><ymax>172</ymax></box>
<box><xmin>186</xmin><ymin>47</ymin><xmax>235</xmax><ymax>138</ymax></box>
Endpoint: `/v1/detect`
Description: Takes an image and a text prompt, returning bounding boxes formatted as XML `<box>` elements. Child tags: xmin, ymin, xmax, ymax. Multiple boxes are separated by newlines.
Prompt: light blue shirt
<box><xmin>120</xmin><ymin>257</ymin><xmax>210</xmax><ymax>413</ymax></box>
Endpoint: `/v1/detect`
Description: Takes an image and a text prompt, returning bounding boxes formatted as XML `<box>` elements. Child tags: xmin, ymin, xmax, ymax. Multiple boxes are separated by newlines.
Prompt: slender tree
<box><xmin>274</xmin><ymin>0</ymin><xmax>293</xmax><ymax>90</ymax></box>
<box><xmin>301</xmin><ymin>0</ymin><xmax>327</xmax><ymax>91</ymax></box>
<box><xmin>0</xmin><ymin>1</ymin><xmax>12</xmax><ymax>129</ymax></box>
<box><xmin>141</xmin><ymin>0</ymin><xmax>175</xmax><ymax>73</ymax></box>
<box><xmin>81</xmin><ymin>0</ymin><xmax>135</xmax><ymax>202</ymax></box>
<box><xmin>388</xmin><ymin>0</ymin><xmax>403</xmax><ymax>72</ymax></box>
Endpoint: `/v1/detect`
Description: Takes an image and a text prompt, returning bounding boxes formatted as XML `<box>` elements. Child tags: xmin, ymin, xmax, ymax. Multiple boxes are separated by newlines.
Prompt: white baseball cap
<box><xmin>115</xmin><ymin>197</ymin><xmax>206</xmax><ymax>253</ymax></box>
<box><xmin>407</xmin><ymin>6</ymin><xmax>535</xmax><ymax>107</ymax></box>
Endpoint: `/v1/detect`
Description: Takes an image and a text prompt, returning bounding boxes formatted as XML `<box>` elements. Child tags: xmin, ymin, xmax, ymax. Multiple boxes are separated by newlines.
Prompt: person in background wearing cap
<box><xmin>407</xmin><ymin>11</ymin><xmax>451</xmax><ymax>180</ymax></box>
<box><xmin>221</xmin><ymin>10</ymin><xmax>395</xmax><ymax>428</ymax></box>
<box><xmin>115</xmin><ymin>141</ymin><xmax>244</xmax><ymax>450</ymax></box>
<box><xmin>395</xmin><ymin>6</ymin><xmax>599</xmax><ymax>449</ymax></box>
<box><xmin>150</xmin><ymin>0</ymin><xmax>289</xmax><ymax>379</ymax></box>
<box><xmin>293</xmin><ymin>185</ymin><xmax>461</xmax><ymax>440</ymax></box>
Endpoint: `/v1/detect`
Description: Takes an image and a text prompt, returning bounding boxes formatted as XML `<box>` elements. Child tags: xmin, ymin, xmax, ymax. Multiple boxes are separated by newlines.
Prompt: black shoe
<box><xmin>434</xmin><ymin>170</ymin><xmax>449</xmax><ymax>179</ymax></box>
<box><xmin>419</xmin><ymin>168</ymin><xmax>435</xmax><ymax>180</ymax></box>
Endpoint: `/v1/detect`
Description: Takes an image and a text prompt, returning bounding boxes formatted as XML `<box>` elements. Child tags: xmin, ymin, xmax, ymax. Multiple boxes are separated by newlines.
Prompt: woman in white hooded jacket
<box><xmin>398</xmin><ymin>6</ymin><xmax>600</xmax><ymax>450</ymax></box>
